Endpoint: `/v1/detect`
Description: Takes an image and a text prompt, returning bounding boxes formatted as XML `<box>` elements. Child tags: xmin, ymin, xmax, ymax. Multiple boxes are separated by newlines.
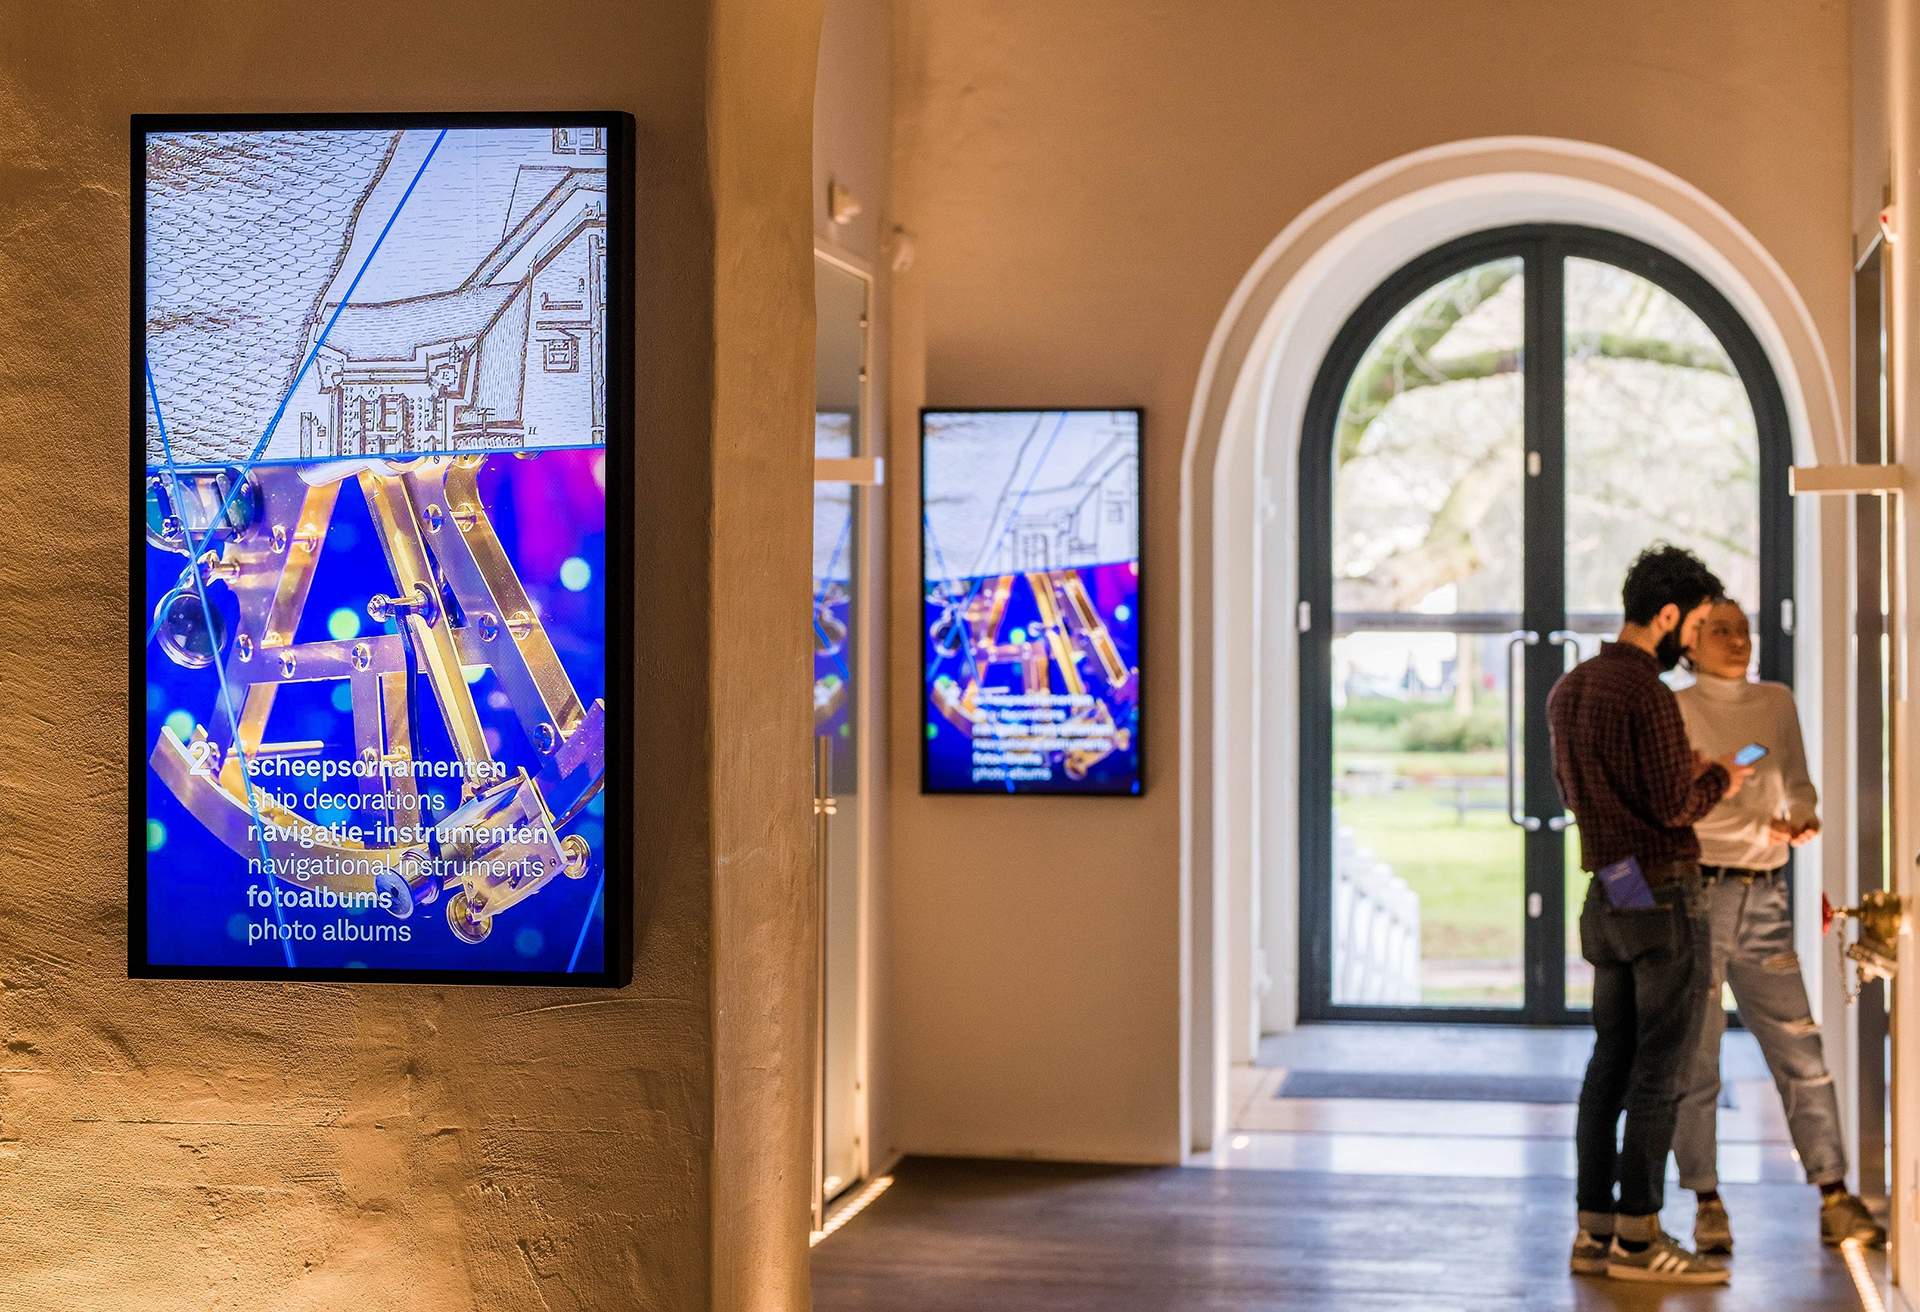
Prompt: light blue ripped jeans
<box><xmin>1673</xmin><ymin>870</ymin><xmax>1848</xmax><ymax>1191</ymax></box>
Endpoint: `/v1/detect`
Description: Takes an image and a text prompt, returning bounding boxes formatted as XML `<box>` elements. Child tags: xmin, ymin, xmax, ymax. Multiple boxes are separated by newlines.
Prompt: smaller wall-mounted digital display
<box><xmin>921</xmin><ymin>409</ymin><xmax>1142</xmax><ymax>796</ymax></box>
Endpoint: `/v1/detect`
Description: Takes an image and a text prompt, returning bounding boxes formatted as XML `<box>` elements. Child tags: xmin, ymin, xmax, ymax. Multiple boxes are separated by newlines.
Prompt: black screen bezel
<box><xmin>918</xmin><ymin>406</ymin><xmax>1146</xmax><ymax>799</ymax></box>
<box><xmin>129</xmin><ymin>111</ymin><xmax>635</xmax><ymax>986</ymax></box>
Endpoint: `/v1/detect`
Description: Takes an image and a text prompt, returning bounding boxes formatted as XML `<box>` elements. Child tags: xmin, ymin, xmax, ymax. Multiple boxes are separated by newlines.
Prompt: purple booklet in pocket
<box><xmin>1597</xmin><ymin>854</ymin><xmax>1657</xmax><ymax>909</ymax></box>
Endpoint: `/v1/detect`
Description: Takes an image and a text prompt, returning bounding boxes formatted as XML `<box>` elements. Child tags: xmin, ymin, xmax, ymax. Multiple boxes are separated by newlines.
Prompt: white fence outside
<box><xmin>1332</xmin><ymin>826</ymin><xmax>1422</xmax><ymax>1004</ymax></box>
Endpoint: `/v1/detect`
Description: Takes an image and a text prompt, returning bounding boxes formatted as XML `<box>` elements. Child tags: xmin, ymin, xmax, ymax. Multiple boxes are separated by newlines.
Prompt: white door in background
<box><xmin>813</xmin><ymin>250</ymin><xmax>878</xmax><ymax>1218</ymax></box>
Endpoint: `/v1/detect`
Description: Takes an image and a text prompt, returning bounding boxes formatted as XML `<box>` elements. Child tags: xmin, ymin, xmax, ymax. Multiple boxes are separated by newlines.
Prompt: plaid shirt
<box><xmin>1547</xmin><ymin>641</ymin><xmax>1728</xmax><ymax>876</ymax></box>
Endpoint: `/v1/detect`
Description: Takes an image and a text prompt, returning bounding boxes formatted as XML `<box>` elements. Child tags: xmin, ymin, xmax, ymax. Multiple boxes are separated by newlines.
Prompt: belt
<box><xmin>1699</xmin><ymin>863</ymin><xmax>1779</xmax><ymax>882</ymax></box>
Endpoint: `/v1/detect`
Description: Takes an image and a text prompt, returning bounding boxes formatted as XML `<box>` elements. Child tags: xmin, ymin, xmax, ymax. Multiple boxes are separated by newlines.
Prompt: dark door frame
<box><xmin>1298</xmin><ymin>224</ymin><xmax>1796</xmax><ymax>1026</ymax></box>
<box><xmin>1852</xmin><ymin>234</ymin><xmax>1892</xmax><ymax>1200</ymax></box>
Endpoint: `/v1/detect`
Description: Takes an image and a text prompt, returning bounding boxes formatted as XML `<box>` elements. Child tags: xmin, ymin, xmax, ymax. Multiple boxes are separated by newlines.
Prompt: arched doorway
<box><xmin>1174</xmin><ymin>137</ymin><xmax>1849</xmax><ymax>1152</ymax></box>
<box><xmin>1296</xmin><ymin>225</ymin><xmax>1794</xmax><ymax>1024</ymax></box>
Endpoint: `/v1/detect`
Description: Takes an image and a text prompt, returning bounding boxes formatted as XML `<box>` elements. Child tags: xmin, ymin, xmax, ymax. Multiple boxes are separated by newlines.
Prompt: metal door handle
<box><xmin>1506</xmin><ymin>630</ymin><xmax>1540</xmax><ymax>831</ymax></box>
<box><xmin>1547</xmin><ymin>630</ymin><xmax>1580</xmax><ymax>669</ymax></box>
<box><xmin>1539</xmin><ymin>631</ymin><xmax>1580</xmax><ymax>832</ymax></box>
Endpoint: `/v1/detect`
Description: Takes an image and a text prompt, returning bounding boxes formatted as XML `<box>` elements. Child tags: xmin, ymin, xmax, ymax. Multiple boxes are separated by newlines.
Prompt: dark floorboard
<box><xmin>811</xmin><ymin>1157</ymin><xmax>1876</xmax><ymax>1311</ymax></box>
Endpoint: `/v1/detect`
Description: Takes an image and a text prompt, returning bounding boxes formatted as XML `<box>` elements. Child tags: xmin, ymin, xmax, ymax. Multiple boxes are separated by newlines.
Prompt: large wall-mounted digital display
<box><xmin>132</xmin><ymin>114</ymin><xmax>631</xmax><ymax>984</ymax></box>
<box><xmin>921</xmin><ymin>409</ymin><xmax>1143</xmax><ymax>796</ymax></box>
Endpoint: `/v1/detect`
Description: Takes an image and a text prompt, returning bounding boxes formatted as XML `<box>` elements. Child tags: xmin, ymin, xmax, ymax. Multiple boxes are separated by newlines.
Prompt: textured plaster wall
<box><xmin>708</xmin><ymin>0</ymin><xmax>823</xmax><ymax>1306</ymax></box>
<box><xmin>0</xmin><ymin>1</ymin><xmax>819</xmax><ymax>1309</ymax></box>
<box><xmin>886</xmin><ymin>0</ymin><xmax>1853</xmax><ymax>1164</ymax></box>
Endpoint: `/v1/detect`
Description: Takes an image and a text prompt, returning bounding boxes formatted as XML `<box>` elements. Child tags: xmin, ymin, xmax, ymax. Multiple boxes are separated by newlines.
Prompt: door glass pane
<box><xmin>1562</xmin><ymin>259</ymin><xmax>1762</xmax><ymax>1009</ymax></box>
<box><xmin>1563</xmin><ymin>257</ymin><xmax>1761</xmax><ymax>622</ymax></box>
<box><xmin>813</xmin><ymin>457</ymin><xmax>859</xmax><ymax>1200</ymax></box>
<box><xmin>814</xmin><ymin>257</ymin><xmax>868</xmax><ymax>1203</ymax></box>
<box><xmin>1330</xmin><ymin>258</ymin><xmax>1525</xmax><ymax>1008</ymax></box>
<box><xmin>1332</xmin><ymin>629</ymin><xmax>1524</xmax><ymax>1006</ymax></box>
<box><xmin>1334</xmin><ymin>258</ymin><xmax>1526</xmax><ymax>618</ymax></box>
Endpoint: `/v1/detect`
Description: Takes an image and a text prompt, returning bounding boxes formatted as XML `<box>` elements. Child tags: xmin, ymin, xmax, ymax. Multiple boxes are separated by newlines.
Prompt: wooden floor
<box><xmin>813</xmin><ymin>1025</ymin><xmax>1887</xmax><ymax>1310</ymax></box>
<box><xmin>811</xmin><ymin>1157</ymin><xmax>1874</xmax><ymax>1311</ymax></box>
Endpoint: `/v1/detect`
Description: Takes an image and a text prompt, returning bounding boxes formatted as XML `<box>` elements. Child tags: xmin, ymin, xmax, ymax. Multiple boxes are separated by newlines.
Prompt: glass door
<box><xmin>813</xmin><ymin>251</ymin><xmax>875</xmax><ymax>1218</ymax></box>
<box><xmin>1851</xmin><ymin>236</ymin><xmax>1893</xmax><ymax>1202</ymax></box>
<box><xmin>1559</xmin><ymin>253</ymin><xmax>1773</xmax><ymax>1006</ymax></box>
<box><xmin>1300</xmin><ymin>226</ymin><xmax>1792</xmax><ymax>1024</ymax></box>
<box><xmin>1322</xmin><ymin>254</ymin><xmax>1530</xmax><ymax>1011</ymax></box>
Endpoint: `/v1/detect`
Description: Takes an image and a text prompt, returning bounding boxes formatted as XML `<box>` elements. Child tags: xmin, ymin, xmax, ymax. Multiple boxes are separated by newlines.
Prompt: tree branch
<box><xmin>1345</xmin><ymin>333</ymin><xmax>1732</xmax><ymax>416</ymax></box>
<box><xmin>1336</xmin><ymin>262</ymin><xmax>1519</xmax><ymax>464</ymax></box>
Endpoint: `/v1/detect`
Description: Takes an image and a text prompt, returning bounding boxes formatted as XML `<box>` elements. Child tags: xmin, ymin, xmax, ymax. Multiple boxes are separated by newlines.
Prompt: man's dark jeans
<box><xmin>1575</xmin><ymin>868</ymin><xmax>1708</xmax><ymax>1221</ymax></box>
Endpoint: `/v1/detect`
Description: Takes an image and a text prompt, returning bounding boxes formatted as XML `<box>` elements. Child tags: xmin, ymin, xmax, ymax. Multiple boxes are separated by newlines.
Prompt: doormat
<box><xmin>1276</xmin><ymin>1071</ymin><xmax>1734</xmax><ymax>1108</ymax></box>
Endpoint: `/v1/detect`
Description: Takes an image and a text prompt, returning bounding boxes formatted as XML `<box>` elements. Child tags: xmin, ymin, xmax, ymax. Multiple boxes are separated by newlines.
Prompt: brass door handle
<box><xmin>1824</xmin><ymin>889</ymin><xmax>1909</xmax><ymax>1001</ymax></box>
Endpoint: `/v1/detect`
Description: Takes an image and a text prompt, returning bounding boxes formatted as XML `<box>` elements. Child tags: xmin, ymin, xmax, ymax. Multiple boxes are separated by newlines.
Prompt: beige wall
<box><xmin>710</xmin><ymin>0</ymin><xmax>825</xmax><ymax>1303</ymax></box>
<box><xmin>886</xmin><ymin>0</ymin><xmax>1853</xmax><ymax>1164</ymax></box>
<box><xmin>1855</xmin><ymin>0</ymin><xmax>1891</xmax><ymax>251</ymax></box>
<box><xmin>816</xmin><ymin>0</ymin><xmax>894</xmax><ymax>267</ymax></box>
<box><xmin>0</xmin><ymin>2</ymin><xmax>820</xmax><ymax>1309</ymax></box>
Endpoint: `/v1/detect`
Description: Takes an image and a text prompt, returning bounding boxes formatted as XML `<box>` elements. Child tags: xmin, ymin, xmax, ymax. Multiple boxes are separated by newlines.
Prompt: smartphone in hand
<box><xmin>1733</xmin><ymin>743</ymin><xmax>1769</xmax><ymax>767</ymax></box>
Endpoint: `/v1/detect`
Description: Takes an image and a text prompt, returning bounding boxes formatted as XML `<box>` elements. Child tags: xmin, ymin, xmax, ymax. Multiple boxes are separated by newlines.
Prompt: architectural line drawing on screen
<box><xmin>145</xmin><ymin>126</ymin><xmax>611</xmax><ymax>467</ymax></box>
<box><xmin>930</xmin><ymin>411</ymin><xmax>1138</xmax><ymax>578</ymax></box>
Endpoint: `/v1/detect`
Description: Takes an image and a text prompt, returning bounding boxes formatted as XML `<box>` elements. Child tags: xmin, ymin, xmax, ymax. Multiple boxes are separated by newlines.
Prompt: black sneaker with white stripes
<box><xmin>1604</xmin><ymin>1230</ymin><xmax>1729</xmax><ymax>1285</ymax></box>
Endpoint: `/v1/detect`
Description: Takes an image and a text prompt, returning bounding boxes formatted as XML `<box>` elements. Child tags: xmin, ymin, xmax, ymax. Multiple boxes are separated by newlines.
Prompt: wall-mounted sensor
<box><xmin>829</xmin><ymin>178</ymin><xmax>863</xmax><ymax>226</ymax></box>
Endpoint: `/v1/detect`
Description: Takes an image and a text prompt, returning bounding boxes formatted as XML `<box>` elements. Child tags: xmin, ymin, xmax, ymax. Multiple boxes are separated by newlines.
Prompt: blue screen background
<box><xmin>141</xmin><ymin>449</ymin><xmax>609</xmax><ymax>973</ymax></box>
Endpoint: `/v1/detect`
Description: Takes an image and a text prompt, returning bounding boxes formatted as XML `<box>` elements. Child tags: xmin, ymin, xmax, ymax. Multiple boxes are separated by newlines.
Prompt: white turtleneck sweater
<box><xmin>1673</xmin><ymin>673</ymin><xmax>1818</xmax><ymax>871</ymax></box>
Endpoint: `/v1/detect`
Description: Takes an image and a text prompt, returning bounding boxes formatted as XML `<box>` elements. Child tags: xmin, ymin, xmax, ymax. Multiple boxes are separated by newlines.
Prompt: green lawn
<box><xmin>1337</xmin><ymin>749</ymin><xmax>1505</xmax><ymax>778</ymax></box>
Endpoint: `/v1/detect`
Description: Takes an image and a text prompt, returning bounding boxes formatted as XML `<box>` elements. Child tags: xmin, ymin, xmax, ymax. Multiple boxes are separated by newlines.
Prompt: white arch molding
<box><xmin>1177</xmin><ymin>137</ymin><xmax>1851</xmax><ymax>1154</ymax></box>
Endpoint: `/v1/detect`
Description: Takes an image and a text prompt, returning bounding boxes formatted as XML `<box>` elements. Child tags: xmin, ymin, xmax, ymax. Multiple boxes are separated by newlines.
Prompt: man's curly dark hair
<box><xmin>1620</xmin><ymin>543</ymin><xmax>1723</xmax><ymax>627</ymax></box>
